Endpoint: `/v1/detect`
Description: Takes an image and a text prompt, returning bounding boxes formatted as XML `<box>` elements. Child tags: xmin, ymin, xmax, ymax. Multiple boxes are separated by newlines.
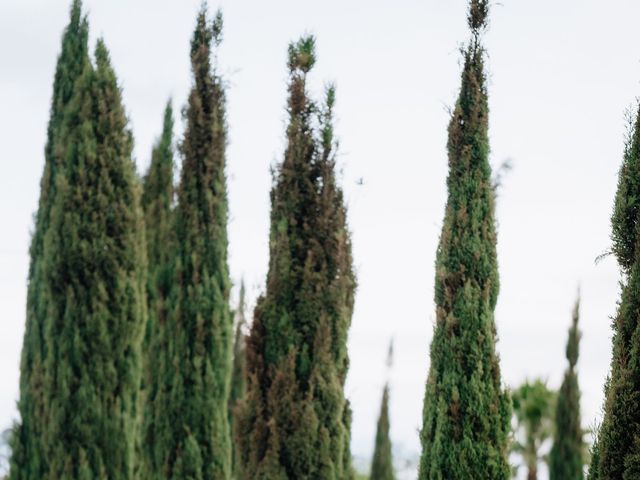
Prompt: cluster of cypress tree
<box><xmin>590</xmin><ymin>102</ymin><xmax>640</xmax><ymax>479</ymax></box>
<box><xmin>10</xmin><ymin>2</ymin><xmax>235</xmax><ymax>479</ymax></box>
<box><xmin>236</xmin><ymin>36</ymin><xmax>356</xmax><ymax>479</ymax></box>
<box><xmin>45</xmin><ymin>38</ymin><xmax>147</xmax><ymax>479</ymax></box>
<box><xmin>418</xmin><ymin>1</ymin><xmax>511</xmax><ymax>478</ymax></box>
<box><xmin>143</xmin><ymin>7</ymin><xmax>233</xmax><ymax>479</ymax></box>
<box><xmin>10</xmin><ymin>2</ymin><xmax>88</xmax><ymax>477</ymax></box>
<box><xmin>12</xmin><ymin>1</ymin><xmax>147</xmax><ymax>475</ymax></box>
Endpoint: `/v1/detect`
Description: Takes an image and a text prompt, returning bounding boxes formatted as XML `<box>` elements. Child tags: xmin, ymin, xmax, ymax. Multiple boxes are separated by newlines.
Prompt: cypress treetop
<box><xmin>370</xmin><ymin>385</ymin><xmax>395</xmax><ymax>480</ymax></box>
<box><xmin>142</xmin><ymin>101</ymin><xmax>175</xmax><ymax>280</ymax></box>
<box><xmin>549</xmin><ymin>296</ymin><xmax>585</xmax><ymax>480</ymax></box>
<box><xmin>10</xmin><ymin>2</ymin><xmax>88</xmax><ymax>477</ymax></box>
<box><xmin>237</xmin><ymin>36</ymin><xmax>356</xmax><ymax>480</ymax></box>
<box><xmin>418</xmin><ymin>1</ymin><xmax>511</xmax><ymax>478</ymax></box>
<box><xmin>611</xmin><ymin>106</ymin><xmax>640</xmax><ymax>273</ymax></box>
<box><xmin>43</xmin><ymin>38</ymin><xmax>146</xmax><ymax>479</ymax></box>
<box><xmin>147</xmin><ymin>6</ymin><xmax>233</xmax><ymax>479</ymax></box>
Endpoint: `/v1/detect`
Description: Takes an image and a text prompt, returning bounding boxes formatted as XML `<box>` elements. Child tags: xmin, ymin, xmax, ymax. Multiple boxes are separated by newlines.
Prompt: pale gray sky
<box><xmin>1</xmin><ymin>1</ymin><xmax>638</xmax><ymax>477</ymax></box>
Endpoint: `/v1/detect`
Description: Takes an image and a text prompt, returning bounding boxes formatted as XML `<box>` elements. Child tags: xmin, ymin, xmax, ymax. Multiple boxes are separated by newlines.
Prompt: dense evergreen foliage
<box><xmin>146</xmin><ymin>7</ymin><xmax>233</xmax><ymax>479</ymax></box>
<box><xmin>588</xmin><ymin>428</ymin><xmax>601</xmax><ymax>480</ymax></box>
<box><xmin>418</xmin><ymin>1</ymin><xmax>511</xmax><ymax>478</ymax></box>
<box><xmin>44</xmin><ymin>39</ymin><xmax>145</xmax><ymax>478</ymax></box>
<box><xmin>370</xmin><ymin>385</ymin><xmax>395</xmax><ymax>480</ymax></box>
<box><xmin>10</xmin><ymin>2</ymin><xmax>88</xmax><ymax>477</ymax></box>
<box><xmin>549</xmin><ymin>297</ymin><xmax>585</xmax><ymax>480</ymax></box>
<box><xmin>511</xmin><ymin>380</ymin><xmax>555</xmax><ymax>480</ymax></box>
<box><xmin>229</xmin><ymin>281</ymin><xmax>248</xmax><ymax>479</ymax></box>
<box><xmin>236</xmin><ymin>36</ymin><xmax>356</xmax><ymax>479</ymax></box>
<box><xmin>140</xmin><ymin>102</ymin><xmax>176</xmax><ymax>477</ymax></box>
<box><xmin>592</xmin><ymin>103</ymin><xmax>640</xmax><ymax>479</ymax></box>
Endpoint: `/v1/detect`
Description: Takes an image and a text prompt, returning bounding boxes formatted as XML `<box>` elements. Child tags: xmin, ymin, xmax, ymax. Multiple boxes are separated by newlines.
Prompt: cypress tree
<box><xmin>236</xmin><ymin>36</ymin><xmax>356</xmax><ymax>479</ymax></box>
<box><xmin>148</xmin><ymin>7</ymin><xmax>233</xmax><ymax>478</ymax></box>
<box><xmin>549</xmin><ymin>296</ymin><xmax>585</xmax><ymax>480</ymax></box>
<box><xmin>588</xmin><ymin>428</ymin><xmax>601</xmax><ymax>480</ymax></box>
<box><xmin>10</xmin><ymin>2</ymin><xmax>88</xmax><ymax>477</ymax></box>
<box><xmin>418</xmin><ymin>1</ymin><xmax>511</xmax><ymax>478</ymax></box>
<box><xmin>142</xmin><ymin>101</ymin><xmax>175</xmax><ymax>319</ymax></box>
<box><xmin>229</xmin><ymin>281</ymin><xmax>247</xmax><ymax>479</ymax></box>
<box><xmin>140</xmin><ymin>101</ymin><xmax>175</xmax><ymax>477</ymax></box>
<box><xmin>42</xmin><ymin>39</ymin><xmax>146</xmax><ymax>479</ymax></box>
<box><xmin>370</xmin><ymin>385</ymin><xmax>395</xmax><ymax>480</ymax></box>
<box><xmin>594</xmin><ymin>102</ymin><xmax>640</xmax><ymax>479</ymax></box>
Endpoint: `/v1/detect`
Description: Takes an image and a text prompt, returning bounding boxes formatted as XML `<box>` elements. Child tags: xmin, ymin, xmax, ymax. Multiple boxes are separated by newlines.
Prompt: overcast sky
<box><xmin>2</xmin><ymin>0</ymin><xmax>640</xmax><ymax>477</ymax></box>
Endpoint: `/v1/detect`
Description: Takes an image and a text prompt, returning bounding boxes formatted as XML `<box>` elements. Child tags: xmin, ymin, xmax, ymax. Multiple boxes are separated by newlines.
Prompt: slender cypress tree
<box><xmin>549</xmin><ymin>296</ymin><xmax>585</xmax><ymax>480</ymax></box>
<box><xmin>140</xmin><ymin>101</ymin><xmax>175</xmax><ymax>477</ymax></box>
<box><xmin>10</xmin><ymin>2</ymin><xmax>88</xmax><ymax>477</ymax></box>
<box><xmin>418</xmin><ymin>1</ymin><xmax>511</xmax><ymax>478</ymax></box>
<box><xmin>588</xmin><ymin>428</ymin><xmax>601</xmax><ymax>480</ymax></box>
<box><xmin>594</xmin><ymin>103</ymin><xmax>640</xmax><ymax>479</ymax></box>
<box><xmin>229</xmin><ymin>281</ymin><xmax>247</xmax><ymax>479</ymax></box>
<box><xmin>142</xmin><ymin>101</ymin><xmax>175</xmax><ymax>320</ymax></box>
<box><xmin>370</xmin><ymin>385</ymin><xmax>395</xmax><ymax>480</ymax></box>
<box><xmin>41</xmin><ymin>39</ymin><xmax>146</xmax><ymax>479</ymax></box>
<box><xmin>236</xmin><ymin>36</ymin><xmax>356</xmax><ymax>480</ymax></box>
<box><xmin>148</xmin><ymin>7</ymin><xmax>233</xmax><ymax>478</ymax></box>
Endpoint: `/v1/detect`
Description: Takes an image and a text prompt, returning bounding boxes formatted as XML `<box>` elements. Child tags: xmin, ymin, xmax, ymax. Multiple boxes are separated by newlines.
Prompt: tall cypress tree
<box><xmin>550</xmin><ymin>296</ymin><xmax>585</xmax><ymax>480</ymax></box>
<box><xmin>140</xmin><ymin>101</ymin><xmax>175</xmax><ymax>477</ymax></box>
<box><xmin>42</xmin><ymin>39</ymin><xmax>146</xmax><ymax>479</ymax></box>
<box><xmin>593</xmin><ymin>102</ymin><xmax>640</xmax><ymax>479</ymax></box>
<box><xmin>148</xmin><ymin>7</ymin><xmax>233</xmax><ymax>479</ymax></box>
<box><xmin>229</xmin><ymin>281</ymin><xmax>247</xmax><ymax>479</ymax></box>
<box><xmin>236</xmin><ymin>36</ymin><xmax>356</xmax><ymax>479</ymax></box>
<box><xmin>418</xmin><ymin>1</ymin><xmax>511</xmax><ymax>478</ymax></box>
<box><xmin>370</xmin><ymin>385</ymin><xmax>395</xmax><ymax>480</ymax></box>
<box><xmin>142</xmin><ymin>101</ymin><xmax>175</xmax><ymax>320</ymax></box>
<box><xmin>10</xmin><ymin>2</ymin><xmax>88</xmax><ymax>477</ymax></box>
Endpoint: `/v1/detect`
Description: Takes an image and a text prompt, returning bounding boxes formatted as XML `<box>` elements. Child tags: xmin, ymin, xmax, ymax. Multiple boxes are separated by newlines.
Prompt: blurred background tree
<box><xmin>511</xmin><ymin>379</ymin><xmax>556</xmax><ymax>480</ymax></box>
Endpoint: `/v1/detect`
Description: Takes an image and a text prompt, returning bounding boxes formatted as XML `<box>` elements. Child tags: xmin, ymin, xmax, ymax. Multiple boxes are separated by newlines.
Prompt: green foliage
<box><xmin>140</xmin><ymin>101</ymin><xmax>175</xmax><ymax>477</ymax></box>
<box><xmin>41</xmin><ymin>38</ymin><xmax>145</xmax><ymax>479</ymax></box>
<box><xmin>588</xmin><ymin>426</ymin><xmax>601</xmax><ymax>480</ymax></box>
<box><xmin>142</xmin><ymin>101</ymin><xmax>175</xmax><ymax>293</ymax></box>
<box><xmin>10</xmin><ymin>2</ymin><xmax>89</xmax><ymax>478</ymax></box>
<box><xmin>511</xmin><ymin>380</ymin><xmax>555</xmax><ymax>480</ymax></box>
<box><xmin>229</xmin><ymin>281</ymin><xmax>248</xmax><ymax>478</ymax></box>
<box><xmin>145</xmin><ymin>6</ymin><xmax>233</xmax><ymax>479</ymax></box>
<box><xmin>236</xmin><ymin>35</ymin><xmax>356</xmax><ymax>480</ymax></box>
<box><xmin>611</xmin><ymin>105</ymin><xmax>640</xmax><ymax>273</ymax></box>
<box><xmin>595</xmin><ymin>102</ymin><xmax>640</xmax><ymax>479</ymax></box>
<box><xmin>549</xmin><ymin>297</ymin><xmax>585</xmax><ymax>480</ymax></box>
<box><xmin>370</xmin><ymin>385</ymin><xmax>395</xmax><ymax>480</ymax></box>
<box><xmin>418</xmin><ymin>2</ymin><xmax>511</xmax><ymax>478</ymax></box>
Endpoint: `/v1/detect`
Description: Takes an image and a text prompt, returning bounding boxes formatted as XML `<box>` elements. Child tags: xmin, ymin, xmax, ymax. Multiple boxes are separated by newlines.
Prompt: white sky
<box><xmin>1</xmin><ymin>1</ymin><xmax>639</xmax><ymax>477</ymax></box>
